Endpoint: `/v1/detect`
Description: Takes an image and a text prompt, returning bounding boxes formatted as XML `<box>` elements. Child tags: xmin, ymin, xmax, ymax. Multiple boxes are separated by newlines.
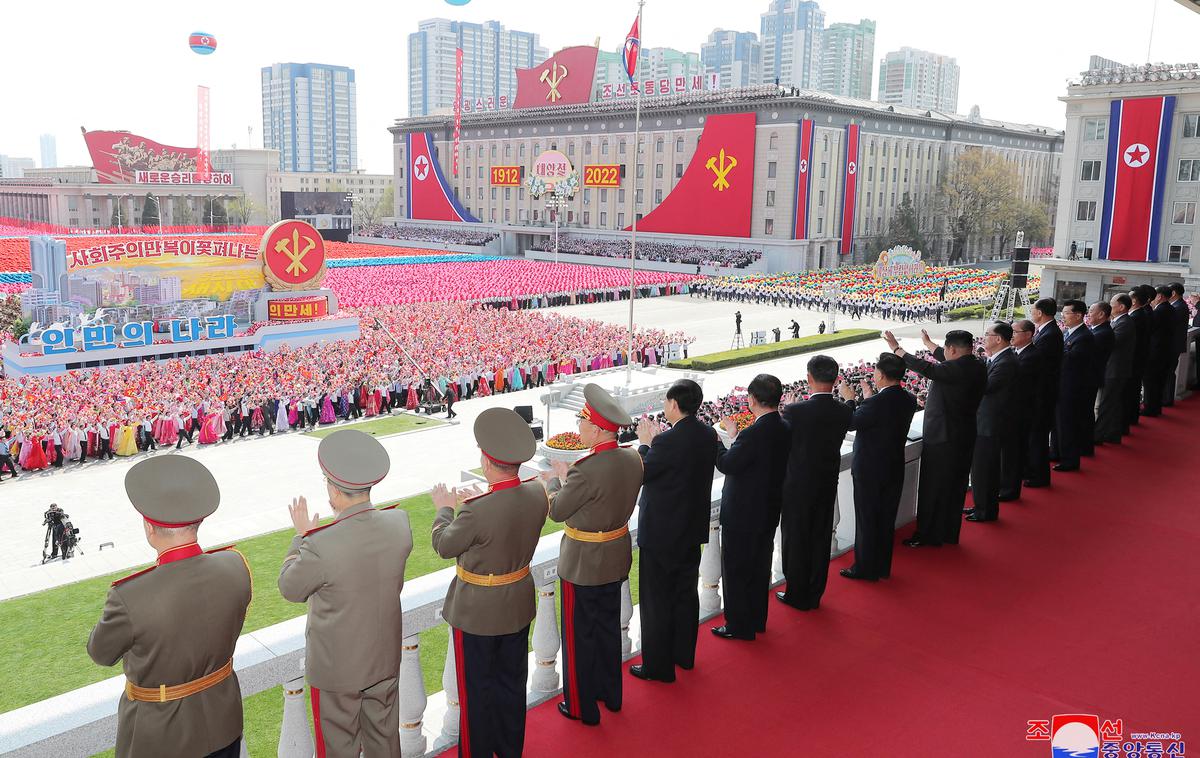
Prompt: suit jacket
<box><xmin>977</xmin><ymin>348</ymin><xmax>1018</xmax><ymax>437</ymax></box>
<box><xmin>1089</xmin><ymin>322</ymin><xmax>1114</xmax><ymax>390</ymax></box>
<box><xmin>433</xmin><ymin>479</ymin><xmax>548</xmax><ymax>636</ymax></box>
<box><xmin>278</xmin><ymin>502</ymin><xmax>413</xmax><ymax>692</ymax></box>
<box><xmin>901</xmin><ymin>348</ymin><xmax>987</xmax><ymax>445</ymax></box>
<box><xmin>1150</xmin><ymin>302</ymin><xmax>1175</xmax><ymax>366</ymax></box>
<box><xmin>847</xmin><ymin>385</ymin><xmax>918</xmax><ymax>481</ymax></box>
<box><xmin>548</xmin><ymin>444</ymin><xmax>642</xmax><ymax>586</ymax></box>
<box><xmin>637</xmin><ymin>414</ymin><xmax>719</xmax><ymax>558</ymax></box>
<box><xmin>1128</xmin><ymin>306</ymin><xmax>1151</xmax><ymax>378</ymax></box>
<box><xmin>1013</xmin><ymin>343</ymin><xmax>1041</xmax><ymax>424</ymax></box>
<box><xmin>715</xmin><ymin>410</ymin><xmax>789</xmax><ymax>536</ymax></box>
<box><xmin>89</xmin><ymin>546</ymin><xmax>251</xmax><ymax>758</ymax></box>
<box><xmin>1059</xmin><ymin>324</ymin><xmax>1095</xmax><ymax>398</ymax></box>
<box><xmin>1107</xmin><ymin>315</ymin><xmax>1135</xmax><ymax>381</ymax></box>
<box><xmin>1172</xmin><ymin>298</ymin><xmax>1189</xmax><ymax>354</ymax></box>
<box><xmin>1032</xmin><ymin>321</ymin><xmax>1064</xmax><ymax>419</ymax></box>
<box><xmin>780</xmin><ymin>394</ymin><xmax>852</xmax><ymax>499</ymax></box>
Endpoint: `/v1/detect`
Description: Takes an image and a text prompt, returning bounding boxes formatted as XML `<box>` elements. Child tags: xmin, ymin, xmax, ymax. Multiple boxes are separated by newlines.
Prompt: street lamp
<box><xmin>344</xmin><ymin>192</ymin><xmax>360</xmax><ymax>238</ymax></box>
<box><xmin>113</xmin><ymin>193</ymin><xmax>133</xmax><ymax>234</ymax></box>
<box><xmin>148</xmin><ymin>194</ymin><xmax>163</xmax><ymax>236</ymax></box>
<box><xmin>545</xmin><ymin>188</ymin><xmax>570</xmax><ymax>264</ymax></box>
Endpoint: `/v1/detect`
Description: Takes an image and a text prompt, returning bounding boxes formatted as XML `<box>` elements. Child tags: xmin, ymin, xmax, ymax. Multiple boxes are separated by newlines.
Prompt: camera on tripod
<box><xmin>42</xmin><ymin>504</ymin><xmax>82</xmax><ymax>563</ymax></box>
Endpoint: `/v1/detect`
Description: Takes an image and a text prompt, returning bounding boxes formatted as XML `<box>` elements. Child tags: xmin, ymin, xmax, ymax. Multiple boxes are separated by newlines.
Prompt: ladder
<box><xmin>988</xmin><ymin>278</ymin><xmax>1031</xmax><ymax>324</ymax></box>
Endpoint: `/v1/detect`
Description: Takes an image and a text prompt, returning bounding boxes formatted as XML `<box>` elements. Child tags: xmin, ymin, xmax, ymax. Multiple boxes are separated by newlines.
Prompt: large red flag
<box><xmin>623</xmin><ymin>16</ymin><xmax>641</xmax><ymax>82</ymax></box>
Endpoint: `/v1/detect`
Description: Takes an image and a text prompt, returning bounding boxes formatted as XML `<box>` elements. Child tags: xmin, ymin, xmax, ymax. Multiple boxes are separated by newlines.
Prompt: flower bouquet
<box><xmin>546</xmin><ymin>431</ymin><xmax>586</xmax><ymax>451</ymax></box>
<box><xmin>539</xmin><ymin>431</ymin><xmax>591</xmax><ymax>464</ymax></box>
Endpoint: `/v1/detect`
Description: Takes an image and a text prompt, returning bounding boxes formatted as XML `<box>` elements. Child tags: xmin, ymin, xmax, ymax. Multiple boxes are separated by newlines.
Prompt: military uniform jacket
<box><xmin>87</xmin><ymin>545</ymin><xmax>252</xmax><ymax>758</ymax></box>
<box><xmin>548</xmin><ymin>444</ymin><xmax>643</xmax><ymax>586</ymax></box>
<box><xmin>278</xmin><ymin>502</ymin><xmax>413</xmax><ymax>692</ymax></box>
<box><xmin>432</xmin><ymin>478</ymin><xmax>548</xmax><ymax>636</ymax></box>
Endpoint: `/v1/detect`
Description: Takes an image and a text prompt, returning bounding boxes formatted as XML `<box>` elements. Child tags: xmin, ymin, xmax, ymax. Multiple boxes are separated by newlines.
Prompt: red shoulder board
<box><xmin>112</xmin><ymin>565</ymin><xmax>155</xmax><ymax>587</ymax></box>
<box><xmin>205</xmin><ymin>545</ymin><xmax>236</xmax><ymax>554</ymax></box>
<box><xmin>377</xmin><ymin>503</ymin><xmax>401</xmax><ymax>511</ymax></box>
<box><xmin>303</xmin><ymin>521</ymin><xmax>336</xmax><ymax>537</ymax></box>
<box><xmin>573</xmin><ymin>451</ymin><xmax>597</xmax><ymax>465</ymax></box>
<box><xmin>521</xmin><ymin>476</ymin><xmax>539</xmax><ymax>484</ymax></box>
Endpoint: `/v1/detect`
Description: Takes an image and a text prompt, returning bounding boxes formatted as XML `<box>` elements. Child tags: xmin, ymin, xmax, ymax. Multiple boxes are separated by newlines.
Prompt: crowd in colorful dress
<box><xmin>358</xmin><ymin>223</ymin><xmax>499</xmax><ymax>246</ymax></box>
<box><xmin>529</xmin><ymin>235</ymin><xmax>763</xmax><ymax>269</ymax></box>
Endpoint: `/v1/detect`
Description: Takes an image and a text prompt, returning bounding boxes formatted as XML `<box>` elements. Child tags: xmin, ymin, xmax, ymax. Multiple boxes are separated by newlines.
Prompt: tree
<box><xmin>879</xmin><ymin>195</ymin><xmax>930</xmax><ymax>257</ymax></box>
<box><xmin>227</xmin><ymin>195</ymin><xmax>259</xmax><ymax>227</ymax></box>
<box><xmin>201</xmin><ymin>197</ymin><xmax>228</xmax><ymax>228</ymax></box>
<box><xmin>140</xmin><ymin>193</ymin><xmax>160</xmax><ymax>228</ymax></box>
<box><xmin>173</xmin><ymin>197</ymin><xmax>195</xmax><ymax>226</ymax></box>
<box><xmin>938</xmin><ymin>149</ymin><xmax>1021</xmax><ymax>263</ymax></box>
<box><xmin>0</xmin><ymin>294</ymin><xmax>22</xmax><ymax>337</ymax></box>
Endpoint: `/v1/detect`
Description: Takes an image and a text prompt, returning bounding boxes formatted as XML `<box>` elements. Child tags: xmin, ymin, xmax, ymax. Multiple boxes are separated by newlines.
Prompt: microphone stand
<box><xmin>372</xmin><ymin>317</ymin><xmax>446</xmax><ymax>403</ymax></box>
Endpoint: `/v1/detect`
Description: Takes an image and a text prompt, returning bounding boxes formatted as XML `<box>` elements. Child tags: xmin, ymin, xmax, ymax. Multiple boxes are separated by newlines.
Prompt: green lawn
<box><xmin>668</xmin><ymin>328</ymin><xmax>881</xmax><ymax>371</ymax></box>
<box><xmin>0</xmin><ymin>490</ymin><xmax>567</xmax><ymax>716</ymax></box>
<box><xmin>302</xmin><ymin>413</ymin><xmax>445</xmax><ymax>440</ymax></box>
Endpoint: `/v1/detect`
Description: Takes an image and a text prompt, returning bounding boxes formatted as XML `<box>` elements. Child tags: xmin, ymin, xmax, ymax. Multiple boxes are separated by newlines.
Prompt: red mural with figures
<box><xmin>627</xmin><ymin>112</ymin><xmax>756</xmax><ymax>238</ymax></box>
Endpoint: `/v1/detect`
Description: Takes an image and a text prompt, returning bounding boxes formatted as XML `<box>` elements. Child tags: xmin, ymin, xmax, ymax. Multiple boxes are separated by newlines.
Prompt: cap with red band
<box><xmin>475</xmin><ymin>408</ymin><xmax>536</xmax><ymax>465</ymax></box>
<box><xmin>125</xmin><ymin>456</ymin><xmax>220</xmax><ymax>528</ymax></box>
<box><xmin>318</xmin><ymin>430</ymin><xmax>391</xmax><ymax>492</ymax></box>
<box><xmin>579</xmin><ymin>383</ymin><xmax>633</xmax><ymax>432</ymax></box>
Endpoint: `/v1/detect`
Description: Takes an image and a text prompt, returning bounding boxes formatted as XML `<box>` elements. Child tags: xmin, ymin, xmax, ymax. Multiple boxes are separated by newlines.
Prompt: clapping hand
<box><xmin>780</xmin><ymin>391</ymin><xmax>797</xmax><ymax>406</ymax></box>
<box><xmin>720</xmin><ymin>415</ymin><xmax>739</xmax><ymax>438</ymax></box>
<box><xmin>836</xmin><ymin>381</ymin><xmax>856</xmax><ymax>401</ymax></box>
<box><xmin>550</xmin><ymin>459</ymin><xmax>570</xmax><ymax>481</ymax></box>
<box><xmin>288</xmin><ymin>496</ymin><xmax>320</xmax><ymax>535</ymax></box>
<box><xmin>859</xmin><ymin>379</ymin><xmax>875</xmax><ymax>399</ymax></box>
<box><xmin>882</xmin><ymin>330</ymin><xmax>900</xmax><ymax>351</ymax></box>
<box><xmin>920</xmin><ymin>329</ymin><xmax>938</xmax><ymax>351</ymax></box>
<box><xmin>456</xmin><ymin>483</ymin><xmax>484</xmax><ymax>503</ymax></box>
<box><xmin>636</xmin><ymin>416</ymin><xmax>660</xmax><ymax>446</ymax></box>
<box><xmin>431</xmin><ymin>483</ymin><xmax>458</xmax><ymax>510</ymax></box>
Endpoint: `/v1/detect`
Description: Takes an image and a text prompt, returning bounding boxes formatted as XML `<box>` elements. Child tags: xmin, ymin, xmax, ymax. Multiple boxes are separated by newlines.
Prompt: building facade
<box><xmin>0</xmin><ymin>155</ymin><xmax>35</xmax><ymax>179</ymax></box>
<box><xmin>39</xmin><ymin>134</ymin><xmax>57</xmax><ymax>169</ymax></box>
<box><xmin>1042</xmin><ymin>63</ymin><xmax>1200</xmax><ymax>302</ymax></box>
<box><xmin>701</xmin><ymin>30</ymin><xmax>763</xmax><ymax>89</ymax></box>
<box><xmin>878</xmin><ymin>47</ymin><xmax>960</xmax><ymax>113</ymax></box>
<box><xmin>819</xmin><ymin>20</ymin><xmax>875</xmax><ymax>100</ymax></box>
<box><xmin>407</xmin><ymin>19</ymin><xmax>547</xmax><ymax>117</ymax></box>
<box><xmin>261</xmin><ymin>62</ymin><xmax>358</xmax><ymax>173</ymax></box>
<box><xmin>760</xmin><ymin>0</ymin><xmax>825</xmax><ymax>89</ymax></box>
<box><xmin>389</xmin><ymin>86</ymin><xmax>1061</xmax><ymax>268</ymax></box>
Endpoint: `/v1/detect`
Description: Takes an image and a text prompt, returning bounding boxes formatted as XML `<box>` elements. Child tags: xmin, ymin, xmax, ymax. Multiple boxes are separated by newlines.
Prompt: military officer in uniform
<box><xmin>278</xmin><ymin>430</ymin><xmax>413</xmax><ymax>758</ymax></box>
<box><xmin>88</xmin><ymin>456</ymin><xmax>252</xmax><ymax>758</ymax></box>
<box><xmin>431</xmin><ymin>408</ymin><xmax>548</xmax><ymax>757</ymax></box>
<box><xmin>542</xmin><ymin>384</ymin><xmax>643</xmax><ymax>726</ymax></box>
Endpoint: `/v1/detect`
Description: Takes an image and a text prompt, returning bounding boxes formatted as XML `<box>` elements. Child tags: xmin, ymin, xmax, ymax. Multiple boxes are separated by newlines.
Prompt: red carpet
<box><xmin>447</xmin><ymin>399</ymin><xmax>1200</xmax><ymax>757</ymax></box>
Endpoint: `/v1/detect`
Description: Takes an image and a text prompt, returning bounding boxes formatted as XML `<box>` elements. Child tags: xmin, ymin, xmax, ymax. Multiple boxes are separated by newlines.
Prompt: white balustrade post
<box><xmin>830</xmin><ymin>494</ymin><xmax>841</xmax><ymax>554</ymax></box>
<box><xmin>399</xmin><ymin>634</ymin><xmax>427</xmax><ymax>757</ymax></box>
<box><xmin>699</xmin><ymin>523</ymin><xmax>723</xmax><ymax>614</ymax></box>
<box><xmin>531</xmin><ymin>582</ymin><xmax>561</xmax><ymax>692</ymax></box>
<box><xmin>620</xmin><ymin>578</ymin><xmax>634</xmax><ymax>657</ymax></box>
<box><xmin>439</xmin><ymin>632</ymin><xmax>460</xmax><ymax>746</ymax></box>
<box><xmin>278</xmin><ymin>660</ymin><xmax>314</xmax><ymax>758</ymax></box>
<box><xmin>772</xmin><ymin>525</ymin><xmax>784</xmax><ymax>584</ymax></box>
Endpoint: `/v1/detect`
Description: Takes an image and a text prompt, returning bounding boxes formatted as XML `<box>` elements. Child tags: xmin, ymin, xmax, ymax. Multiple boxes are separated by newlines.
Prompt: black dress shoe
<box><xmin>840</xmin><ymin>568</ymin><xmax>877</xmax><ymax>581</ymax></box>
<box><xmin>1023</xmin><ymin>479</ymin><xmax>1050</xmax><ymax>488</ymax></box>
<box><xmin>711</xmin><ymin>625</ymin><xmax>755</xmax><ymax>640</ymax></box>
<box><xmin>629</xmin><ymin>664</ymin><xmax>674</xmax><ymax>683</ymax></box>
<box><xmin>557</xmin><ymin>701</ymin><xmax>599</xmax><ymax>726</ymax></box>
<box><xmin>603</xmin><ymin>701</ymin><xmax>621</xmax><ymax>713</ymax></box>
<box><xmin>902</xmin><ymin>537</ymin><xmax>923</xmax><ymax>547</ymax></box>
<box><xmin>962</xmin><ymin>507</ymin><xmax>976</xmax><ymax>516</ymax></box>
<box><xmin>774</xmin><ymin>591</ymin><xmax>811</xmax><ymax>609</ymax></box>
<box><xmin>1053</xmin><ymin>464</ymin><xmax>1079</xmax><ymax>472</ymax></box>
<box><xmin>997</xmin><ymin>494</ymin><xmax>1018</xmax><ymax>502</ymax></box>
<box><xmin>965</xmin><ymin>513</ymin><xmax>994</xmax><ymax>522</ymax></box>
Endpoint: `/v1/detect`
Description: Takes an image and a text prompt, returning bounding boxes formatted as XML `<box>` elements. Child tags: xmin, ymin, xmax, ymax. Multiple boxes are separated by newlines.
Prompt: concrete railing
<box><xmin>0</xmin><ymin>428</ymin><xmax>925</xmax><ymax>758</ymax></box>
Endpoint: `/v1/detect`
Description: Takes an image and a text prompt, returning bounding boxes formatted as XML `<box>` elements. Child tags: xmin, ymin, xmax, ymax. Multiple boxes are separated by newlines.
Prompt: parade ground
<box><xmin>0</xmin><ymin>295</ymin><xmax>949</xmax><ymax>601</ymax></box>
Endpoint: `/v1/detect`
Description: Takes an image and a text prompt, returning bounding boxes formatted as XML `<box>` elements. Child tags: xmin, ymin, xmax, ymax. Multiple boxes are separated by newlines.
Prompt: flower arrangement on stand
<box><xmin>539</xmin><ymin>430</ymin><xmax>590</xmax><ymax>464</ymax></box>
<box><xmin>546</xmin><ymin>431</ymin><xmax>586</xmax><ymax>451</ymax></box>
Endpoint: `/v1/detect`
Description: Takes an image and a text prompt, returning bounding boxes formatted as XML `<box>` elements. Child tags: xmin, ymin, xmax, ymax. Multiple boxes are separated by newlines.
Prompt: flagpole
<box><xmin>625</xmin><ymin>0</ymin><xmax>645</xmax><ymax>386</ymax></box>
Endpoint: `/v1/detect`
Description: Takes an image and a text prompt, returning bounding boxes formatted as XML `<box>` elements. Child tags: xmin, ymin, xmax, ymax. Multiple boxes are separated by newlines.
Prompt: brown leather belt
<box><xmin>125</xmin><ymin>658</ymin><xmax>234</xmax><ymax>703</ymax></box>
<box><xmin>564</xmin><ymin>524</ymin><xmax>629</xmax><ymax>543</ymax></box>
<box><xmin>456</xmin><ymin>564</ymin><xmax>531</xmax><ymax>587</ymax></box>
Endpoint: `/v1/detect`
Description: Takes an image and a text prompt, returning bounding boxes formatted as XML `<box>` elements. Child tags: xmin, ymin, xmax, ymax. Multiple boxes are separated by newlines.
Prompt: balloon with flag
<box><xmin>189</xmin><ymin>32</ymin><xmax>217</xmax><ymax>55</ymax></box>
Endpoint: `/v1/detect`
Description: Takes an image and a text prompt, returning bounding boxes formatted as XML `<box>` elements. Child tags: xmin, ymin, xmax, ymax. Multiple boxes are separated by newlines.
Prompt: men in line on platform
<box><xmin>278</xmin><ymin>430</ymin><xmax>413</xmax><ymax>758</ymax></box>
<box><xmin>965</xmin><ymin>323</ymin><xmax>1018</xmax><ymax>522</ymax></box>
<box><xmin>632</xmin><ymin>380</ymin><xmax>718</xmax><ymax>680</ymax></box>
<box><xmin>1024</xmin><ymin>298</ymin><xmax>1063</xmax><ymax>488</ymax></box>
<box><xmin>887</xmin><ymin>329</ymin><xmax>987</xmax><ymax>547</ymax></box>
<box><xmin>712</xmin><ymin>374</ymin><xmax>790</xmax><ymax>638</ymax></box>
<box><xmin>431</xmin><ymin>409</ymin><xmax>547</xmax><ymax>757</ymax></box>
<box><xmin>1051</xmin><ymin>300</ymin><xmax>1095</xmax><ymax>473</ymax></box>
<box><xmin>541</xmin><ymin>384</ymin><xmax>642</xmax><ymax>726</ymax></box>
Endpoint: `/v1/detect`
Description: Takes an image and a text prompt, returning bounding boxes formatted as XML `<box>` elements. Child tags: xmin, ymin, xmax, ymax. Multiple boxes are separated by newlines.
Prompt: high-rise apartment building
<box><xmin>877</xmin><ymin>47</ymin><xmax>960</xmax><ymax>113</ymax></box>
<box><xmin>701</xmin><ymin>30</ymin><xmax>763</xmax><ymax>89</ymax></box>
<box><xmin>407</xmin><ymin>19</ymin><xmax>547</xmax><ymax>117</ymax></box>
<box><xmin>595</xmin><ymin>46</ymin><xmax>704</xmax><ymax>91</ymax></box>
<box><xmin>261</xmin><ymin>63</ymin><xmax>358</xmax><ymax>173</ymax></box>
<box><xmin>819</xmin><ymin>19</ymin><xmax>875</xmax><ymax>99</ymax></box>
<box><xmin>39</xmin><ymin>134</ymin><xmax>57</xmax><ymax>169</ymax></box>
<box><xmin>760</xmin><ymin>0</ymin><xmax>824</xmax><ymax>88</ymax></box>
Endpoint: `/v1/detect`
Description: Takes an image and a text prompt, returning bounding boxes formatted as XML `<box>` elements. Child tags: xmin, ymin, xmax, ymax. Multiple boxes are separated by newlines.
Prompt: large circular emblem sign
<box><xmin>260</xmin><ymin>219</ymin><xmax>327</xmax><ymax>291</ymax></box>
<box><xmin>532</xmin><ymin>149</ymin><xmax>573</xmax><ymax>184</ymax></box>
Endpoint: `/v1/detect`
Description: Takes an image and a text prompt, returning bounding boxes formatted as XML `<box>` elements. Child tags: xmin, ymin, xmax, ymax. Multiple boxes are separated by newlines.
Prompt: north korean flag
<box><xmin>839</xmin><ymin>123</ymin><xmax>861</xmax><ymax>256</ymax></box>
<box><xmin>793</xmin><ymin>119</ymin><xmax>814</xmax><ymax>239</ymax></box>
<box><xmin>623</xmin><ymin>16</ymin><xmax>640</xmax><ymax>83</ymax></box>
<box><xmin>1098</xmin><ymin>96</ymin><xmax>1175</xmax><ymax>262</ymax></box>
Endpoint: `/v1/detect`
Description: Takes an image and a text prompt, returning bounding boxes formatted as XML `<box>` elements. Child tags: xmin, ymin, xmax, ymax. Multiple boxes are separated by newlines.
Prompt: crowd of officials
<box><xmin>85</xmin><ymin>282</ymin><xmax>1194</xmax><ymax>758</ymax></box>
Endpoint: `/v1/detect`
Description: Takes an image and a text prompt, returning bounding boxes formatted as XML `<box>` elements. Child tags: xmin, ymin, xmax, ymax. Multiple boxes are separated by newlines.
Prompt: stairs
<box><xmin>557</xmin><ymin>385</ymin><xmax>586</xmax><ymax>413</ymax></box>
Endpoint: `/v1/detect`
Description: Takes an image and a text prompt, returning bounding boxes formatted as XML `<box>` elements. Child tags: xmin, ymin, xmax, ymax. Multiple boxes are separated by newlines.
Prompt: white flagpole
<box><xmin>625</xmin><ymin>0</ymin><xmax>645</xmax><ymax>386</ymax></box>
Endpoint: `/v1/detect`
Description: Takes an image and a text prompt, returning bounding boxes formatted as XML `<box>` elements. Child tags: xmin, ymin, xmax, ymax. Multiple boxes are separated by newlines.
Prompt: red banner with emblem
<box><xmin>514</xmin><ymin>46</ymin><xmax>599</xmax><ymax>109</ymax></box>
<box><xmin>405</xmin><ymin>132</ymin><xmax>479</xmax><ymax>223</ymax></box>
<box><xmin>793</xmin><ymin>119</ymin><xmax>814</xmax><ymax>240</ymax></box>
<box><xmin>839</xmin><ymin>123</ymin><xmax>861</xmax><ymax>256</ymax></box>
<box><xmin>626</xmin><ymin>112</ymin><xmax>756</xmax><ymax>238</ymax></box>
<box><xmin>83</xmin><ymin>130</ymin><xmax>200</xmax><ymax>184</ymax></box>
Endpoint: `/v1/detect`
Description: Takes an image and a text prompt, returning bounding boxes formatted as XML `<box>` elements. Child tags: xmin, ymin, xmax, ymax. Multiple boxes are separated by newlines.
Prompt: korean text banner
<box><xmin>82</xmin><ymin>130</ymin><xmax>200</xmax><ymax>184</ymax></box>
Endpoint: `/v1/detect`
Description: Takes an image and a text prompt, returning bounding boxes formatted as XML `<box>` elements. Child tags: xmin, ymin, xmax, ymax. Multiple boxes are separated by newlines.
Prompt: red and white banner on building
<box><xmin>68</xmin><ymin>238</ymin><xmax>259</xmax><ymax>271</ymax></box>
<box><xmin>453</xmin><ymin>48</ymin><xmax>463</xmax><ymax>178</ymax></box>
<box><xmin>599</xmin><ymin>73</ymin><xmax>718</xmax><ymax>101</ymax></box>
<box><xmin>135</xmin><ymin>171</ymin><xmax>233</xmax><ymax>185</ymax></box>
<box><xmin>1098</xmin><ymin>95</ymin><xmax>1176</xmax><ymax>262</ymax></box>
<box><xmin>792</xmin><ymin>119</ymin><xmax>814</xmax><ymax>240</ymax></box>
<box><xmin>839</xmin><ymin>123</ymin><xmax>861</xmax><ymax>256</ymax></box>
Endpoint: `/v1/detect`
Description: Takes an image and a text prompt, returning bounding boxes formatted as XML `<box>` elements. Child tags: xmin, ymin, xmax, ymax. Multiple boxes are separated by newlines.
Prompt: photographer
<box><xmin>43</xmin><ymin>504</ymin><xmax>70</xmax><ymax>560</ymax></box>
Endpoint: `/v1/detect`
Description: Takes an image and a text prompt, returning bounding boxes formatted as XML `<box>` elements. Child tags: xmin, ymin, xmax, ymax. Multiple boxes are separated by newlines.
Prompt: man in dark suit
<box><xmin>999</xmin><ymin>320</ymin><xmax>1039</xmax><ymax>501</ymax></box>
<box><xmin>836</xmin><ymin>353</ymin><xmax>918</xmax><ymax>579</ymax></box>
<box><xmin>1096</xmin><ymin>295</ymin><xmax>1134</xmax><ymax>444</ymax></box>
<box><xmin>712</xmin><ymin>374</ymin><xmax>790</xmax><ymax>640</ymax></box>
<box><xmin>633</xmin><ymin>379</ymin><xmax>719</xmax><ymax>683</ymax></box>
<box><xmin>1054</xmin><ymin>300</ymin><xmax>1095</xmax><ymax>472</ymax></box>
<box><xmin>1025</xmin><ymin>298</ymin><xmax>1063</xmax><ymax>488</ymax></box>
<box><xmin>1143</xmin><ymin>285</ymin><xmax>1175</xmax><ymax>417</ymax></box>
<box><xmin>777</xmin><ymin>355</ymin><xmax>852</xmax><ymax>610</ymax></box>
<box><xmin>1083</xmin><ymin>301</ymin><xmax>1114</xmax><ymax>456</ymax></box>
<box><xmin>888</xmin><ymin>329</ymin><xmax>986</xmax><ymax>546</ymax></box>
<box><xmin>1125</xmin><ymin>287</ymin><xmax>1153</xmax><ymax>431</ymax></box>
<box><xmin>966</xmin><ymin>322</ymin><xmax>1017</xmax><ymax>522</ymax></box>
<box><xmin>1165</xmin><ymin>282</ymin><xmax>1189</xmax><ymax>406</ymax></box>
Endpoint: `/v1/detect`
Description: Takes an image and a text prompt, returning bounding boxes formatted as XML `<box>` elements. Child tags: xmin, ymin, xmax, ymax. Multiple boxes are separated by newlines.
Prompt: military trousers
<box><xmin>310</xmin><ymin>676</ymin><xmax>400</xmax><ymax>758</ymax></box>
<box><xmin>560</xmin><ymin>579</ymin><xmax>622</xmax><ymax>724</ymax></box>
<box><xmin>452</xmin><ymin>625</ymin><xmax>530</xmax><ymax>758</ymax></box>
